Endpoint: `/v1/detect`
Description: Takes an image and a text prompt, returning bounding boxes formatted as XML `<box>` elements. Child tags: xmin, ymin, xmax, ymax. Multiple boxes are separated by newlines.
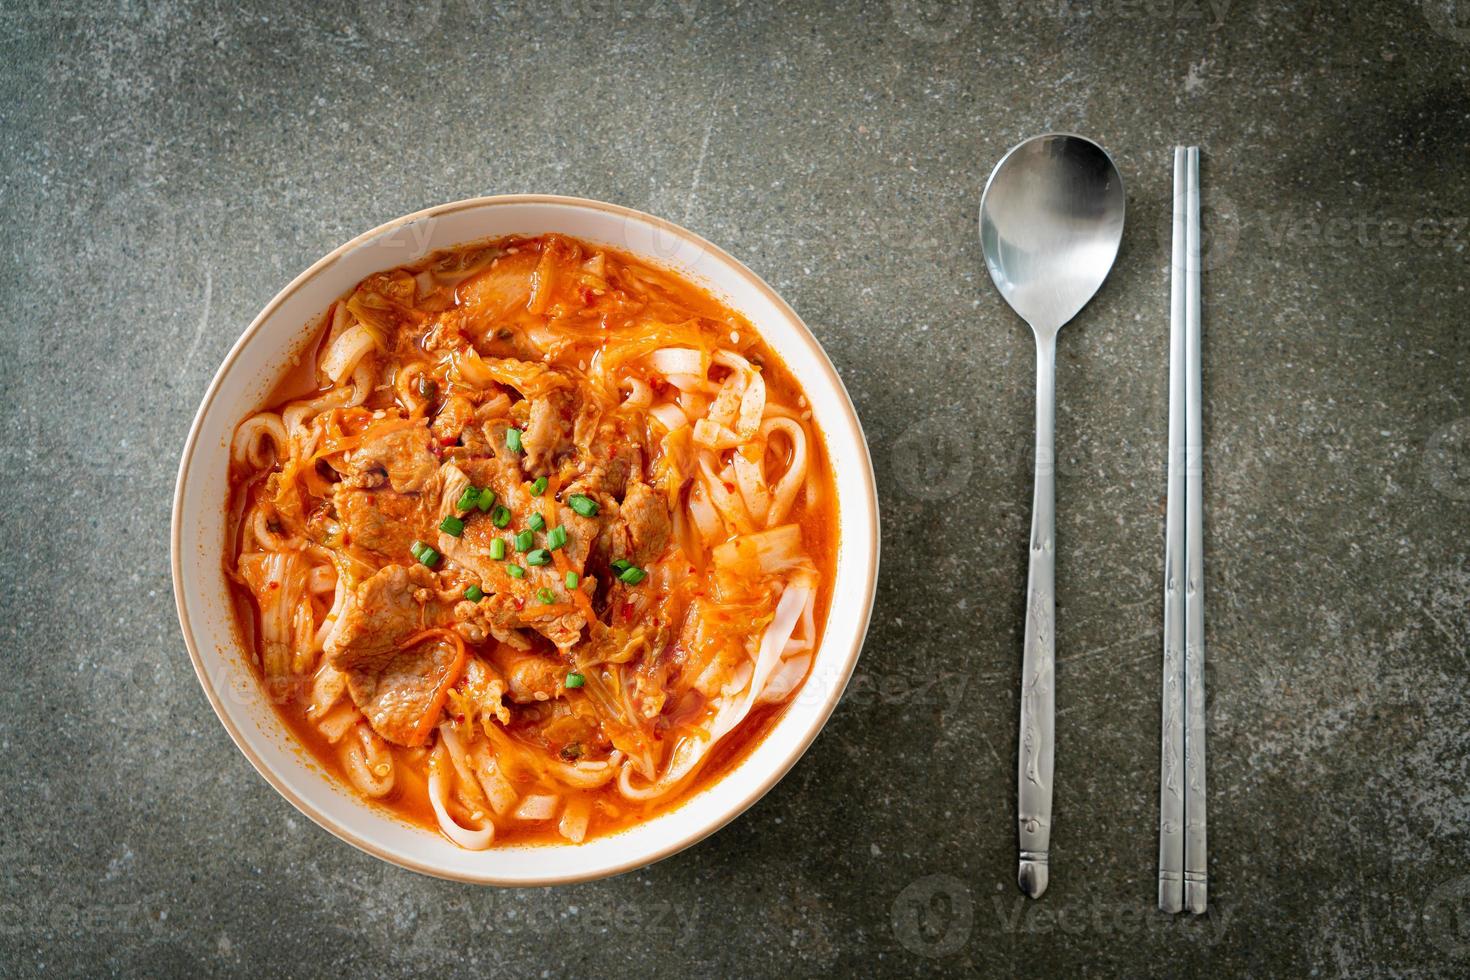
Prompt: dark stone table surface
<box><xmin>2</xmin><ymin>1</ymin><xmax>1467</xmax><ymax>975</ymax></box>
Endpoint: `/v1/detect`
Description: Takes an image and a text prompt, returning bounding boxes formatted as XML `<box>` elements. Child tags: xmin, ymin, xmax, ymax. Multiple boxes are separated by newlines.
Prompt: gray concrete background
<box><xmin>2</xmin><ymin>0</ymin><xmax>1468</xmax><ymax>976</ymax></box>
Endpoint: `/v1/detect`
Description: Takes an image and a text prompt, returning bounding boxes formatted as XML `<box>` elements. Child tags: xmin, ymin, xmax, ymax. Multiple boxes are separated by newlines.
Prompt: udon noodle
<box><xmin>227</xmin><ymin>234</ymin><xmax>836</xmax><ymax>847</ymax></box>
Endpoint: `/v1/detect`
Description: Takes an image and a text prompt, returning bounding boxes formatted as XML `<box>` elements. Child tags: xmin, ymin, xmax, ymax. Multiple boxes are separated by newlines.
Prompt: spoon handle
<box><xmin>1017</xmin><ymin>331</ymin><xmax>1057</xmax><ymax>900</ymax></box>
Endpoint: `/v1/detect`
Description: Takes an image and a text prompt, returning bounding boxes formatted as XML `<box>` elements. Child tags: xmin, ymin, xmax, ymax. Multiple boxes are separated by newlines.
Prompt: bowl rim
<box><xmin>171</xmin><ymin>193</ymin><xmax>880</xmax><ymax>884</ymax></box>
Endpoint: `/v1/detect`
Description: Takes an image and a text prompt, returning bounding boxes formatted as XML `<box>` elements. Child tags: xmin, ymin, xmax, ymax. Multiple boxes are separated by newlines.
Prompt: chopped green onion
<box><xmin>514</xmin><ymin>529</ymin><xmax>534</xmax><ymax>552</ymax></box>
<box><xmin>464</xmin><ymin>585</ymin><xmax>484</xmax><ymax>602</ymax></box>
<box><xmin>476</xmin><ymin>487</ymin><xmax>496</xmax><ymax>512</ymax></box>
<box><xmin>546</xmin><ymin>525</ymin><xmax>568</xmax><ymax>550</ymax></box>
<box><xmin>438</xmin><ymin>515</ymin><xmax>464</xmax><ymax>537</ymax></box>
<box><xmin>537</xmin><ymin>587</ymin><xmax>555</xmax><ymax>604</ymax></box>
<box><xmin>527</xmin><ymin>512</ymin><xmax>546</xmax><ymax>532</ymax></box>
<box><xmin>526</xmin><ymin>548</ymin><xmax>551</xmax><ymax>567</ymax></box>
<box><xmin>506</xmin><ymin>564</ymin><xmax>525</xmax><ymax>579</ymax></box>
<box><xmin>618</xmin><ymin>565</ymin><xmax>647</xmax><ymax>585</ymax></box>
<box><xmin>565</xmin><ymin>570</ymin><xmax>579</xmax><ymax>589</ymax></box>
<box><xmin>568</xmin><ymin>494</ymin><xmax>599</xmax><ymax>517</ymax></box>
<box><xmin>565</xmin><ymin>672</ymin><xmax>585</xmax><ymax>689</ymax></box>
<box><xmin>489</xmin><ymin>538</ymin><xmax>506</xmax><ymax>560</ymax></box>
<box><xmin>410</xmin><ymin>540</ymin><xmax>427</xmax><ymax>559</ymax></box>
<box><xmin>506</xmin><ymin>428</ymin><xmax>523</xmax><ymax>453</ymax></box>
<box><xmin>411</xmin><ymin>541</ymin><xmax>440</xmax><ymax>568</ymax></box>
<box><xmin>455</xmin><ymin>486</ymin><xmax>480</xmax><ymax>512</ymax></box>
<box><xmin>530</xmin><ymin>476</ymin><xmax>548</xmax><ymax>496</ymax></box>
<box><xmin>491</xmin><ymin>505</ymin><xmax>511</xmax><ymax>528</ymax></box>
<box><xmin>611</xmin><ymin>558</ymin><xmax>632</xmax><ymax>573</ymax></box>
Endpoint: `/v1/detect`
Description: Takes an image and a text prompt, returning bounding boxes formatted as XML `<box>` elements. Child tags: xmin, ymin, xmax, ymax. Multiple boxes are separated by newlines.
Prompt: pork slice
<box><xmin>345</xmin><ymin>638</ymin><xmax>463</xmax><ymax>746</ymax></box>
<box><xmin>521</xmin><ymin>389</ymin><xmax>574</xmax><ymax>475</ymax></box>
<box><xmin>457</xmin><ymin>456</ymin><xmax>528</xmax><ymax>513</ymax></box>
<box><xmin>342</xmin><ymin>422</ymin><xmax>437</xmax><ymax>493</ymax></box>
<box><xmin>502</xmin><ymin>652</ymin><xmax>569</xmax><ymax>703</ymax></box>
<box><xmin>430</xmin><ymin>394</ymin><xmax>477</xmax><ymax>446</ymax></box>
<box><xmin>335</xmin><ymin>485</ymin><xmax>432</xmax><ymax>563</ymax></box>
<box><xmin>453</xmin><ymin>596</ymin><xmax>531</xmax><ymax>651</ymax></box>
<box><xmin>435</xmin><ymin>481</ymin><xmax>590</xmax><ymax>651</ymax></box>
<box><xmin>556</xmin><ymin>506</ymin><xmax>599</xmax><ymax>568</ymax></box>
<box><xmin>488</xmin><ymin>587</ymin><xmax>585</xmax><ymax>652</ymax></box>
<box><xmin>457</xmin><ymin>657</ymin><xmax>510</xmax><ymax>726</ymax></box>
<box><xmin>324</xmin><ymin>564</ymin><xmax>446</xmax><ymax>672</ymax></box>
<box><xmin>323</xmin><ymin>563</ymin><xmax>464</xmax><ymax>746</ymax></box>
<box><xmin>333</xmin><ymin>463</ymin><xmax>458</xmax><ymax>565</ymax></box>
<box><xmin>442</xmin><ymin>517</ymin><xmax>588</xmax><ymax>652</ymax></box>
<box><xmin>580</xmin><ymin>482</ymin><xmax>669</xmax><ymax>621</ymax></box>
<box><xmin>482</xmin><ymin>419</ymin><xmax>527</xmax><ymax>479</ymax></box>
<box><xmin>587</xmin><ymin>516</ymin><xmax>631</xmax><ymax>583</ymax></box>
<box><xmin>619</xmin><ymin>481</ymin><xmax>671</xmax><ymax>567</ymax></box>
<box><xmin>597</xmin><ymin>438</ymin><xmax>641</xmax><ymax>501</ymax></box>
<box><xmin>565</xmin><ymin>422</ymin><xmax>641</xmax><ymax>502</ymax></box>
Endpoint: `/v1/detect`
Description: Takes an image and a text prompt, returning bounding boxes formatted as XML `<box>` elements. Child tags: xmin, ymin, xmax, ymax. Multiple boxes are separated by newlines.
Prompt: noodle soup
<box><xmin>227</xmin><ymin>234</ymin><xmax>836</xmax><ymax>848</ymax></box>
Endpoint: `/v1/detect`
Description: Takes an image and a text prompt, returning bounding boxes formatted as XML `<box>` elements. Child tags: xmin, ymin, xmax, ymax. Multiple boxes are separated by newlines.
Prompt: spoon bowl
<box><xmin>979</xmin><ymin>134</ymin><xmax>1124</xmax><ymax>900</ymax></box>
<box><xmin>980</xmin><ymin>134</ymin><xmax>1126</xmax><ymax>336</ymax></box>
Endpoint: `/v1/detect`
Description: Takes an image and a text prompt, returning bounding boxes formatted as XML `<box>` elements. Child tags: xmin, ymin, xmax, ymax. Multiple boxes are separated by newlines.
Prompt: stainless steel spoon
<box><xmin>979</xmin><ymin>133</ymin><xmax>1125</xmax><ymax>899</ymax></box>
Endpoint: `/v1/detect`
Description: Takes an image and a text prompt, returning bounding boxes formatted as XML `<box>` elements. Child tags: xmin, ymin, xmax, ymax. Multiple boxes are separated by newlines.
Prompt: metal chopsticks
<box><xmin>1159</xmin><ymin>146</ymin><xmax>1207</xmax><ymax>915</ymax></box>
<box><xmin>1181</xmin><ymin>146</ymin><xmax>1208</xmax><ymax>916</ymax></box>
<box><xmin>1157</xmin><ymin>147</ymin><xmax>1188</xmax><ymax>913</ymax></box>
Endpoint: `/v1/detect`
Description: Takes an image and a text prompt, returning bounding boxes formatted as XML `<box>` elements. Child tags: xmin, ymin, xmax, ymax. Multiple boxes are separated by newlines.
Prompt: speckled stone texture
<box><xmin>2</xmin><ymin>0</ymin><xmax>1467</xmax><ymax>975</ymax></box>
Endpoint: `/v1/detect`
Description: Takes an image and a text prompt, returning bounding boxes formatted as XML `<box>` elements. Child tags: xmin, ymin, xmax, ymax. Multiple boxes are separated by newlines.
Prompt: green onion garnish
<box><xmin>568</xmin><ymin>494</ymin><xmax>598</xmax><ymax>517</ymax></box>
<box><xmin>411</xmin><ymin>541</ymin><xmax>440</xmax><ymax>568</ymax></box>
<box><xmin>530</xmin><ymin>476</ymin><xmax>548</xmax><ymax>496</ymax></box>
<box><xmin>565</xmin><ymin>570</ymin><xmax>579</xmax><ymax>589</ymax></box>
<box><xmin>489</xmin><ymin>538</ymin><xmax>506</xmax><ymax>560</ymax></box>
<box><xmin>537</xmin><ymin>587</ymin><xmax>555</xmax><ymax>604</ymax></box>
<box><xmin>565</xmin><ymin>672</ymin><xmax>585</xmax><ymax>689</ymax></box>
<box><xmin>618</xmin><ymin>565</ymin><xmax>647</xmax><ymax>585</ymax></box>
<box><xmin>506</xmin><ymin>564</ymin><xmax>525</xmax><ymax>579</ymax></box>
<box><xmin>514</xmin><ymin>529</ymin><xmax>534</xmax><ymax>552</ymax></box>
<box><xmin>506</xmin><ymin>428</ymin><xmax>523</xmax><ymax>453</ymax></box>
<box><xmin>528</xmin><ymin>512</ymin><xmax>546</xmax><ymax>532</ymax></box>
<box><xmin>438</xmin><ymin>515</ymin><xmax>464</xmax><ymax>537</ymax></box>
<box><xmin>476</xmin><ymin>487</ymin><xmax>496</xmax><ymax>512</ymax></box>
<box><xmin>546</xmin><ymin>525</ymin><xmax>568</xmax><ymax>550</ymax></box>
<box><xmin>526</xmin><ymin>548</ymin><xmax>551</xmax><ymax>567</ymax></box>
<box><xmin>491</xmin><ymin>505</ymin><xmax>511</xmax><ymax>528</ymax></box>
<box><xmin>611</xmin><ymin>558</ymin><xmax>632</xmax><ymax>573</ymax></box>
<box><xmin>455</xmin><ymin>486</ymin><xmax>480</xmax><ymax>512</ymax></box>
<box><xmin>464</xmin><ymin>585</ymin><xmax>484</xmax><ymax>602</ymax></box>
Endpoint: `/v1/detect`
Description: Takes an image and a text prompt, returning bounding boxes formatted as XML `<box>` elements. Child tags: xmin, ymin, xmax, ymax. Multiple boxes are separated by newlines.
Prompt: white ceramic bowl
<box><xmin>172</xmin><ymin>195</ymin><xmax>879</xmax><ymax>884</ymax></box>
